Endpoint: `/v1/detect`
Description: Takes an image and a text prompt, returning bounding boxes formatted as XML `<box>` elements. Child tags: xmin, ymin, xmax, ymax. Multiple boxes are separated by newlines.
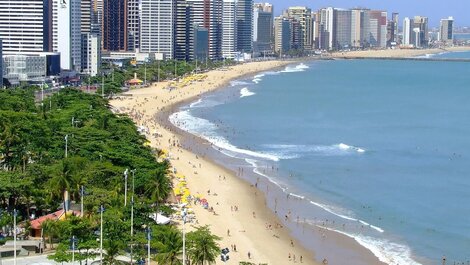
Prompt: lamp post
<box><xmin>71</xmin><ymin>235</ymin><xmax>77</xmax><ymax>265</ymax></box>
<box><xmin>146</xmin><ymin>227</ymin><xmax>151</xmax><ymax>265</ymax></box>
<box><xmin>65</xmin><ymin>134</ymin><xmax>68</xmax><ymax>158</ymax></box>
<box><xmin>124</xmin><ymin>169</ymin><xmax>128</xmax><ymax>207</ymax></box>
<box><xmin>80</xmin><ymin>186</ymin><xmax>85</xmax><ymax>217</ymax></box>
<box><xmin>13</xmin><ymin>209</ymin><xmax>17</xmax><ymax>265</ymax></box>
<box><xmin>182</xmin><ymin>208</ymin><xmax>187</xmax><ymax>265</ymax></box>
<box><xmin>99</xmin><ymin>205</ymin><xmax>105</xmax><ymax>265</ymax></box>
<box><xmin>101</xmin><ymin>74</ymin><xmax>104</xmax><ymax>97</ymax></box>
<box><xmin>130</xmin><ymin>169</ymin><xmax>135</xmax><ymax>264</ymax></box>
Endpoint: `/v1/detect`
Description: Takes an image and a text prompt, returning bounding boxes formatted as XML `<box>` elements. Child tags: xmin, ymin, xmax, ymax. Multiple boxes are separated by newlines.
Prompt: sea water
<box><xmin>170</xmin><ymin>58</ymin><xmax>470</xmax><ymax>264</ymax></box>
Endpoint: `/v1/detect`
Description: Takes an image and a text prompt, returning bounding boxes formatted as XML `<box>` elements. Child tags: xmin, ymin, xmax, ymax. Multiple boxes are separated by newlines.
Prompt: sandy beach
<box><xmin>108</xmin><ymin>47</ymin><xmax>465</xmax><ymax>264</ymax></box>
<box><xmin>331</xmin><ymin>46</ymin><xmax>470</xmax><ymax>58</ymax></box>
<box><xmin>110</xmin><ymin>60</ymin><xmax>330</xmax><ymax>265</ymax></box>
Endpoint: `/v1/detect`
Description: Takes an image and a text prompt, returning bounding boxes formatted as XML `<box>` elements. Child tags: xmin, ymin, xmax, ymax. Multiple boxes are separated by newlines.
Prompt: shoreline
<box><xmin>111</xmin><ymin>60</ymin><xmax>328</xmax><ymax>265</ymax></box>
<box><xmin>109</xmin><ymin>49</ymin><xmax>459</xmax><ymax>264</ymax></box>
<box><xmin>330</xmin><ymin>46</ymin><xmax>470</xmax><ymax>58</ymax></box>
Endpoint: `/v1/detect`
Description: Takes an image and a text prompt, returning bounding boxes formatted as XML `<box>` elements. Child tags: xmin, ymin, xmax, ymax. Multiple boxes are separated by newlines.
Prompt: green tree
<box><xmin>156</xmin><ymin>228</ymin><xmax>183</xmax><ymax>265</ymax></box>
<box><xmin>187</xmin><ymin>226</ymin><xmax>221</xmax><ymax>265</ymax></box>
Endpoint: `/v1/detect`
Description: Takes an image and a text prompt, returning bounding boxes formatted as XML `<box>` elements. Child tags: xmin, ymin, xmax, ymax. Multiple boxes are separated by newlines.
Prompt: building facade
<box><xmin>140</xmin><ymin>0</ymin><xmax>175</xmax><ymax>59</ymax></box>
<box><xmin>253</xmin><ymin>3</ymin><xmax>273</xmax><ymax>54</ymax></box>
<box><xmin>81</xmin><ymin>33</ymin><xmax>101</xmax><ymax>76</ymax></box>
<box><xmin>102</xmin><ymin>0</ymin><xmax>127</xmax><ymax>51</ymax></box>
<box><xmin>2</xmin><ymin>52</ymin><xmax>60</xmax><ymax>85</ymax></box>
<box><xmin>236</xmin><ymin>0</ymin><xmax>253</xmax><ymax>53</ymax></box>
<box><xmin>287</xmin><ymin>6</ymin><xmax>313</xmax><ymax>50</ymax></box>
<box><xmin>439</xmin><ymin>17</ymin><xmax>454</xmax><ymax>44</ymax></box>
<box><xmin>402</xmin><ymin>17</ymin><xmax>413</xmax><ymax>46</ymax></box>
<box><xmin>334</xmin><ymin>8</ymin><xmax>351</xmax><ymax>49</ymax></box>
<box><xmin>274</xmin><ymin>16</ymin><xmax>290</xmax><ymax>54</ymax></box>
<box><xmin>127</xmin><ymin>0</ymin><xmax>140</xmax><ymax>51</ymax></box>
<box><xmin>0</xmin><ymin>0</ymin><xmax>52</xmax><ymax>53</ymax></box>
<box><xmin>52</xmin><ymin>0</ymin><xmax>82</xmax><ymax>71</ymax></box>
<box><xmin>222</xmin><ymin>0</ymin><xmax>237</xmax><ymax>59</ymax></box>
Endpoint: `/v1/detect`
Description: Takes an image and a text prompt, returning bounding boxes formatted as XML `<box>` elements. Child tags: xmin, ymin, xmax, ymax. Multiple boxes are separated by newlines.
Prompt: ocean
<box><xmin>170</xmin><ymin>56</ymin><xmax>470</xmax><ymax>265</ymax></box>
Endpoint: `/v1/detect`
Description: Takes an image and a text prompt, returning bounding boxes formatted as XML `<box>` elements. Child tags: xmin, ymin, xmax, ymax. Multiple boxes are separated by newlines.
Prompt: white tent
<box><xmin>149</xmin><ymin>213</ymin><xmax>171</xmax><ymax>225</ymax></box>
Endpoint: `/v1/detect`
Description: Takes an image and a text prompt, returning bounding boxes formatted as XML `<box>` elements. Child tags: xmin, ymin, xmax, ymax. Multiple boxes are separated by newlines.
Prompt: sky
<box><xmin>268</xmin><ymin>0</ymin><xmax>470</xmax><ymax>27</ymax></box>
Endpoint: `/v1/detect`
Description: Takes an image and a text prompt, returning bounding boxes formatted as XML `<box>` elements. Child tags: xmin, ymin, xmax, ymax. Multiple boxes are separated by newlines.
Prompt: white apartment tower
<box><xmin>0</xmin><ymin>0</ymin><xmax>52</xmax><ymax>53</ymax></box>
<box><xmin>52</xmin><ymin>0</ymin><xmax>82</xmax><ymax>71</ymax></box>
<box><xmin>222</xmin><ymin>0</ymin><xmax>237</xmax><ymax>59</ymax></box>
<box><xmin>403</xmin><ymin>17</ymin><xmax>412</xmax><ymax>46</ymax></box>
<box><xmin>140</xmin><ymin>0</ymin><xmax>175</xmax><ymax>59</ymax></box>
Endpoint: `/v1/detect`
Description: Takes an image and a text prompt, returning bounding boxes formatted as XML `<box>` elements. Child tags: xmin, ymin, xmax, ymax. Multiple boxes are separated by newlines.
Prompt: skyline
<box><xmin>269</xmin><ymin>0</ymin><xmax>468</xmax><ymax>27</ymax></box>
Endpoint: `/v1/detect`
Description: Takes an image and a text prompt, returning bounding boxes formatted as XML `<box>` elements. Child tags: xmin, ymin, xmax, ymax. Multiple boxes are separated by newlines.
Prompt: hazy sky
<box><xmin>268</xmin><ymin>0</ymin><xmax>469</xmax><ymax>27</ymax></box>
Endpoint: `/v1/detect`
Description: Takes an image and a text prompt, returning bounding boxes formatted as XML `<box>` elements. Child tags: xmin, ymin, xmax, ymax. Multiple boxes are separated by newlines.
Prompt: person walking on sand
<box><xmin>227</xmin><ymin>229</ymin><xmax>230</xmax><ymax>236</ymax></box>
<box><xmin>248</xmin><ymin>251</ymin><xmax>251</xmax><ymax>259</ymax></box>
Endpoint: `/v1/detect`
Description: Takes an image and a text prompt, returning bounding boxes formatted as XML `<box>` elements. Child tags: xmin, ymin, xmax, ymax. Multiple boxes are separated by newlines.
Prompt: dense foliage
<box><xmin>0</xmin><ymin>88</ymin><xmax>220</xmax><ymax>263</ymax></box>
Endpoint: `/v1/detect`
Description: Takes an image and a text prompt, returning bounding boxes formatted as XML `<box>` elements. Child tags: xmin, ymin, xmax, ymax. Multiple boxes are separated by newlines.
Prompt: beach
<box><xmin>110</xmin><ymin>60</ymin><xmax>331</xmax><ymax>265</ymax></box>
<box><xmin>107</xmin><ymin>48</ymin><xmax>465</xmax><ymax>264</ymax></box>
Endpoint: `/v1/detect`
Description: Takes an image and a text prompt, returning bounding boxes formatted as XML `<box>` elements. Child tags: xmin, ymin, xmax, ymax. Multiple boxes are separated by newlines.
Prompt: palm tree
<box><xmin>187</xmin><ymin>226</ymin><xmax>220</xmax><ymax>265</ymax></box>
<box><xmin>156</xmin><ymin>229</ymin><xmax>183</xmax><ymax>265</ymax></box>
<box><xmin>103</xmin><ymin>239</ymin><xmax>127</xmax><ymax>265</ymax></box>
<box><xmin>41</xmin><ymin>219</ymin><xmax>58</xmax><ymax>249</ymax></box>
<box><xmin>144</xmin><ymin>168</ymin><xmax>171</xmax><ymax>210</ymax></box>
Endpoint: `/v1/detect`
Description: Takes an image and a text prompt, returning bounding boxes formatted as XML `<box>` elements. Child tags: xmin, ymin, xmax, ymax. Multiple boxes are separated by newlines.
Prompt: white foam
<box><xmin>169</xmin><ymin>110</ymin><xmax>279</xmax><ymax>161</ymax></box>
<box><xmin>231</xmin><ymin>80</ymin><xmax>250</xmax><ymax>86</ymax></box>
<box><xmin>189</xmin><ymin>98</ymin><xmax>203</xmax><ymax>108</ymax></box>
<box><xmin>240</xmin><ymin>87</ymin><xmax>256</xmax><ymax>98</ymax></box>
<box><xmin>252</xmin><ymin>78</ymin><xmax>262</xmax><ymax>84</ymax></box>
<box><xmin>318</xmin><ymin>227</ymin><xmax>421</xmax><ymax>265</ymax></box>
<box><xmin>262</xmin><ymin>143</ymin><xmax>366</xmax><ymax>159</ymax></box>
<box><xmin>281</xmin><ymin>63</ymin><xmax>310</xmax><ymax>73</ymax></box>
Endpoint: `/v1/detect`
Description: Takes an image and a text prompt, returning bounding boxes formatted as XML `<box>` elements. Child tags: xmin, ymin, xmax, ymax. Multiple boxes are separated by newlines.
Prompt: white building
<box><xmin>402</xmin><ymin>17</ymin><xmax>412</xmax><ymax>46</ymax></box>
<box><xmin>0</xmin><ymin>0</ymin><xmax>51</xmax><ymax>53</ymax></box>
<box><xmin>222</xmin><ymin>0</ymin><xmax>237</xmax><ymax>59</ymax></box>
<box><xmin>140</xmin><ymin>0</ymin><xmax>175</xmax><ymax>59</ymax></box>
<box><xmin>320</xmin><ymin>7</ymin><xmax>334</xmax><ymax>50</ymax></box>
<box><xmin>52</xmin><ymin>0</ymin><xmax>82</xmax><ymax>71</ymax></box>
<box><xmin>81</xmin><ymin>34</ymin><xmax>101</xmax><ymax>76</ymax></box>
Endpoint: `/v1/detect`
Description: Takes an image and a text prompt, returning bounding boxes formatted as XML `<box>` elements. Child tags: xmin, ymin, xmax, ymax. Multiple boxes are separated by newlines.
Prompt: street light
<box><xmin>130</xmin><ymin>169</ymin><xmax>136</xmax><ymax>264</ymax></box>
<box><xmin>124</xmin><ymin>169</ymin><xmax>129</xmax><ymax>207</ymax></box>
<box><xmin>146</xmin><ymin>227</ymin><xmax>151</xmax><ymax>265</ymax></box>
<box><xmin>182</xmin><ymin>208</ymin><xmax>187</xmax><ymax>265</ymax></box>
<box><xmin>80</xmin><ymin>186</ymin><xmax>85</xmax><ymax>217</ymax></box>
<box><xmin>65</xmin><ymin>134</ymin><xmax>69</xmax><ymax>158</ymax></box>
<box><xmin>13</xmin><ymin>209</ymin><xmax>17</xmax><ymax>265</ymax></box>
<box><xmin>71</xmin><ymin>235</ymin><xmax>77</xmax><ymax>265</ymax></box>
<box><xmin>98</xmin><ymin>205</ymin><xmax>105</xmax><ymax>265</ymax></box>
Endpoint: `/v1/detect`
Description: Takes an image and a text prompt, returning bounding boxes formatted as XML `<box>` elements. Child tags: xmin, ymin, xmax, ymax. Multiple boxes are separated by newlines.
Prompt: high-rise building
<box><xmin>52</xmin><ymin>0</ymin><xmax>82</xmax><ymax>71</ymax></box>
<box><xmin>274</xmin><ymin>16</ymin><xmax>290</xmax><ymax>54</ymax></box>
<box><xmin>386</xmin><ymin>20</ymin><xmax>397</xmax><ymax>46</ymax></box>
<box><xmin>102</xmin><ymin>0</ymin><xmax>127</xmax><ymax>51</ymax></box>
<box><xmin>402</xmin><ymin>17</ymin><xmax>413</xmax><ymax>46</ymax></box>
<box><xmin>90</xmin><ymin>0</ymin><xmax>103</xmax><ymax>35</ymax></box>
<box><xmin>175</xmin><ymin>0</ymin><xmax>194</xmax><ymax>61</ymax></box>
<box><xmin>127</xmin><ymin>0</ymin><xmax>140</xmax><ymax>51</ymax></box>
<box><xmin>287</xmin><ymin>6</ymin><xmax>313</xmax><ymax>50</ymax></box>
<box><xmin>334</xmin><ymin>8</ymin><xmax>351</xmax><ymax>50</ymax></box>
<box><xmin>439</xmin><ymin>17</ymin><xmax>454</xmax><ymax>44</ymax></box>
<box><xmin>81</xmin><ymin>0</ymin><xmax>92</xmax><ymax>33</ymax></box>
<box><xmin>369</xmin><ymin>11</ymin><xmax>387</xmax><ymax>48</ymax></box>
<box><xmin>319</xmin><ymin>7</ymin><xmax>335</xmax><ymax>50</ymax></box>
<box><xmin>253</xmin><ymin>3</ymin><xmax>273</xmax><ymax>53</ymax></box>
<box><xmin>81</xmin><ymin>33</ymin><xmax>101</xmax><ymax>76</ymax></box>
<box><xmin>0</xmin><ymin>0</ymin><xmax>52</xmax><ymax>53</ymax></box>
<box><xmin>193</xmin><ymin>25</ymin><xmax>209</xmax><ymax>60</ymax></box>
<box><xmin>350</xmin><ymin>8</ymin><xmax>370</xmax><ymax>48</ymax></box>
<box><xmin>0</xmin><ymin>40</ymin><xmax>3</xmax><ymax>88</ymax></box>
<box><xmin>413</xmin><ymin>16</ymin><xmax>428</xmax><ymax>48</ymax></box>
<box><xmin>236</xmin><ymin>0</ymin><xmax>253</xmax><ymax>53</ymax></box>
<box><xmin>392</xmin><ymin>12</ymin><xmax>399</xmax><ymax>42</ymax></box>
<box><xmin>140</xmin><ymin>0</ymin><xmax>176</xmax><ymax>59</ymax></box>
<box><xmin>222</xmin><ymin>0</ymin><xmax>237</xmax><ymax>59</ymax></box>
